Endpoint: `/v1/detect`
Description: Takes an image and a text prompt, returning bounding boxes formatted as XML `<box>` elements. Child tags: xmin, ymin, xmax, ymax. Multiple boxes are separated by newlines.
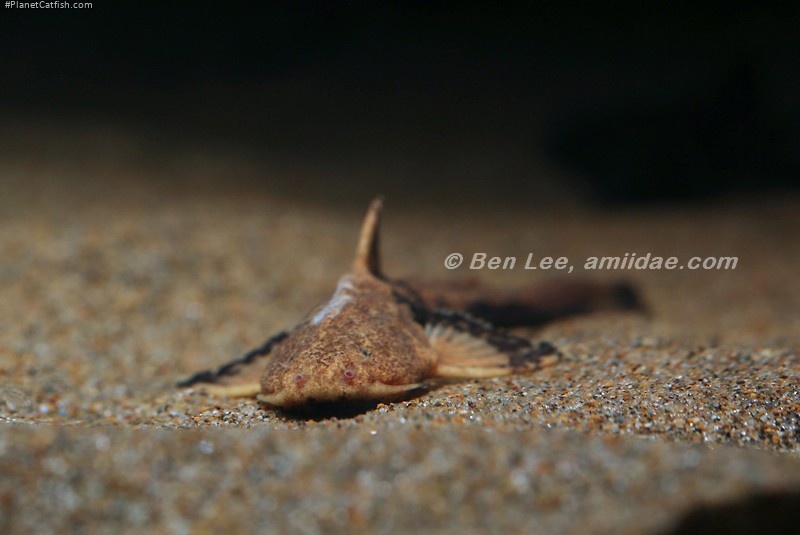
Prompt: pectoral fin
<box><xmin>425</xmin><ymin>310</ymin><xmax>557</xmax><ymax>379</ymax></box>
<box><xmin>177</xmin><ymin>331</ymin><xmax>289</xmax><ymax>398</ymax></box>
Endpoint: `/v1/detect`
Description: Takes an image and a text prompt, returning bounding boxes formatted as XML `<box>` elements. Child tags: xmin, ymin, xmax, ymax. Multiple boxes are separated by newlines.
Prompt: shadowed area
<box><xmin>663</xmin><ymin>489</ymin><xmax>800</xmax><ymax>535</ymax></box>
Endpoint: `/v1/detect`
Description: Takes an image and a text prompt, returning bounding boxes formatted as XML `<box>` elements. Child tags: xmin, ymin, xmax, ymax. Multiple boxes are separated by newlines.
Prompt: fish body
<box><xmin>179</xmin><ymin>199</ymin><xmax>640</xmax><ymax>410</ymax></box>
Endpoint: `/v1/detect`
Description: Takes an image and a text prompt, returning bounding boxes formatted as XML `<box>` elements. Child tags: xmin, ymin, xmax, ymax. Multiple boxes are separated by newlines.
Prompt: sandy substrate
<box><xmin>1</xmin><ymin>127</ymin><xmax>799</xmax><ymax>533</ymax></box>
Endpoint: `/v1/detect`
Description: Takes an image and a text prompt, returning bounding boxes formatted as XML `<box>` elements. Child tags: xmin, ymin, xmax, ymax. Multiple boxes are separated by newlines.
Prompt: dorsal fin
<box><xmin>353</xmin><ymin>197</ymin><xmax>384</xmax><ymax>276</ymax></box>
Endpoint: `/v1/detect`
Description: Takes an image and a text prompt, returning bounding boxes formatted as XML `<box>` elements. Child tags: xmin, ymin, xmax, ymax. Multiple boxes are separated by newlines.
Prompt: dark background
<box><xmin>1</xmin><ymin>2</ymin><xmax>798</xmax><ymax>206</ymax></box>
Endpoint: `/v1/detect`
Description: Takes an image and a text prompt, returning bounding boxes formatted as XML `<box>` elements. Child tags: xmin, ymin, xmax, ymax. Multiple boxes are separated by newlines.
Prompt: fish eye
<box><xmin>342</xmin><ymin>368</ymin><xmax>356</xmax><ymax>383</ymax></box>
<box><xmin>293</xmin><ymin>373</ymin><xmax>306</xmax><ymax>387</ymax></box>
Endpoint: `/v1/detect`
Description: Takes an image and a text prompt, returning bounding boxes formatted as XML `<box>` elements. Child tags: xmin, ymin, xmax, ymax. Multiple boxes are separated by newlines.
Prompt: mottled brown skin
<box><xmin>258</xmin><ymin>272</ymin><xmax>437</xmax><ymax>407</ymax></box>
<box><xmin>179</xmin><ymin>198</ymin><xmax>643</xmax><ymax>411</ymax></box>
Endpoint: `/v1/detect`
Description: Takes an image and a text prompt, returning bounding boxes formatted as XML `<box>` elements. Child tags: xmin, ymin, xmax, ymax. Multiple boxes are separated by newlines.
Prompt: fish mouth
<box><xmin>257</xmin><ymin>382</ymin><xmax>429</xmax><ymax>416</ymax></box>
<box><xmin>256</xmin><ymin>391</ymin><xmax>291</xmax><ymax>408</ymax></box>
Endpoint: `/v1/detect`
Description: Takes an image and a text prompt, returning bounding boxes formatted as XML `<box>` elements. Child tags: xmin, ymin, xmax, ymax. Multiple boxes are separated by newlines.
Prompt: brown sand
<box><xmin>1</xmin><ymin>125</ymin><xmax>799</xmax><ymax>533</ymax></box>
